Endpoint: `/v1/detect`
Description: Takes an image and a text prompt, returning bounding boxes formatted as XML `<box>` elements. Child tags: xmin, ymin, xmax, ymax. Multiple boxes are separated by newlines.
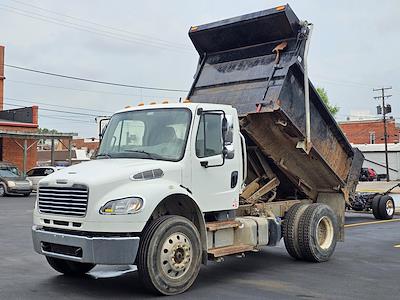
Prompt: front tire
<box><xmin>46</xmin><ymin>256</ymin><xmax>95</xmax><ymax>276</ymax></box>
<box><xmin>137</xmin><ymin>215</ymin><xmax>202</xmax><ymax>296</ymax></box>
<box><xmin>0</xmin><ymin>183</ymin><xmax>7</xmax><ymax>197</ymax></box>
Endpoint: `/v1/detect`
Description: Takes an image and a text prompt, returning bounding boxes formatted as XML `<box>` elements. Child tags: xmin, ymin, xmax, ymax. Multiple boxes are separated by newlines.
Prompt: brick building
<box><xmin>0</xmin><ymin>45</ymin><xmax>39</xmax><ymax>172</ymax></box>
<box><xmin>339</xmin><ymin>118</ymin><xmax>400</xmax><ymax>144</ymax></box>
<box><xmin>58</xmin><ymin>137</ymin><xmax>99</xmax><ymax>158</ymax></box>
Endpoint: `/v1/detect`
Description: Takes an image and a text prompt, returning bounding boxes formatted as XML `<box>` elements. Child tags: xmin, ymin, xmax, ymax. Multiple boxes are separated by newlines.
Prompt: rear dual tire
<box><xmin>372</xmin><ymin>195</ymin><xmax>395</xmax><ymax>220</ymax></box>
<box><xmin>283</xmin><ymin>203</ymin><xmax>338</xmax><ymax>262</ymax></box>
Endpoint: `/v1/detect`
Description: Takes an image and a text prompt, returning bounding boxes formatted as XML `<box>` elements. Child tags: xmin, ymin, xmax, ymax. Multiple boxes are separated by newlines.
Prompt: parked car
<box><xmin>359</xmin><ymin>167</ymin><xmax>377</xmax><ymax>181</ymax></box>
<box><xmin>27</xmin><ymin>166</ymin><xmax>63</xmax><ymax>190</ymax></box>
<box><xmin>0</xmin><ymin>162</ymin><xmax>32</xmax><ymax>197</ymax></box>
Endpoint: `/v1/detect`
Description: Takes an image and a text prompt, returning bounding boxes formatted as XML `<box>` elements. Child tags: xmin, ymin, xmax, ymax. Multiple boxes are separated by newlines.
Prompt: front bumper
<box><xmin>8</xmin><ymin>187</ymin><xmax>32</xmax><ymax>194</ymax></box>
<box><xmin>32</xmin><ymin>226</ymin><xmax>140</xmax><ymax>265</ymax></box>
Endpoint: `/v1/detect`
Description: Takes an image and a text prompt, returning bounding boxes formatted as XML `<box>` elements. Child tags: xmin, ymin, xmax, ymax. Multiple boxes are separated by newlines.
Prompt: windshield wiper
<box><xmin>96</xmin><ymin>153</ymin><xmax>112</xmax><ymax>159</ymax></box>
<box><xmin>123</xmin><ymin>150</ymin><xmax>161</xmax><ymax>160</ymax></box>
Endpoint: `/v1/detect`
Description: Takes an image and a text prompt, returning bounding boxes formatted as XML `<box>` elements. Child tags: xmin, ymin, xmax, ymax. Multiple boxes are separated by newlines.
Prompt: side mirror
<box><xmin>222</xmin><ymin>117</ymin><xmax>228</xmax><ymax>136</ymax></box>
<box><xmin>222</xmin><ymin>115</ymin><xmax>234</xmax><ymax>159</ymax></box>
<box><xmin>223</xmin><ymin>147</ymin><xmax>235</xmax><ymax>159</ymax></box>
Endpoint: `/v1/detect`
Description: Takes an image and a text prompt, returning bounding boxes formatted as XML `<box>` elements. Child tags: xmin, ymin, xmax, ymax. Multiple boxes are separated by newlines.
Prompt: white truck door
<box><xmin>190</xmin><ymin>107</ymin><xmax>241</xmax><ymax>212</ymax></box>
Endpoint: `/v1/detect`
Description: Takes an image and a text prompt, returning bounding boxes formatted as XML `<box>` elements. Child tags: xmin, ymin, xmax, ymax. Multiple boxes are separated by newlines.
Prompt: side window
<box><xmin>34</xmin><ymin>169</ymin><xmax>46</xmax><ymax>176</ymax></box>
<box><xmin>196</xmin><ymin>114</ymin><xmax>223</xmax><ymax>158</ymax></box>
<box><xmin>26</xmin><ymin>169</ymin><xmax>35</xmax><ymax>176</ymax></box>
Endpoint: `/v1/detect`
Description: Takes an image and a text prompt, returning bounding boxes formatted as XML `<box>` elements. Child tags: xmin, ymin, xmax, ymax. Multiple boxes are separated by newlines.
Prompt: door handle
<box><xmin>231</xmin><ymin>171</ymin><xmax>238</xmax><ymax>188</ymax></box>
<box><xmin>200</xmin><ymin>161</ymin><xmax>209</xmax><ymax>168</ymax></box>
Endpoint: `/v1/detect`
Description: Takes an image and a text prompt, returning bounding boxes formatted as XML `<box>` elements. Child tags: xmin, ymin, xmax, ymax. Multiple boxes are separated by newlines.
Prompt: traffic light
<box><xmin>385</xmin><ymin>104</ymin><xmax>392</xmax><ymax>114</ymax></box>
<box><xmin>377</xmin><ymin>105</ymin><xmax>382</xmax><ymax>114</ymax></box>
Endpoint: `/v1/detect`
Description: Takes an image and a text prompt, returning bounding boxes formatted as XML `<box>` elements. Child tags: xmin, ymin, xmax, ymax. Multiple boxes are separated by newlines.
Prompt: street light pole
<box><xmin>374</xmin><ymin>87</ymin><xmax>392</xmax><ymax>182</ymax></box>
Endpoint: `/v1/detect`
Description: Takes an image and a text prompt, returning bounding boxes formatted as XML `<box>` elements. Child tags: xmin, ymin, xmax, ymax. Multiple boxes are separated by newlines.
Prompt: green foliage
<box><xmin>316</xmin><ymin>87</ymin><xmax>339</xmax><ymax>117</ymax></box>
<box><xmin>38</xmin><ymin>128</ymin><xmax>60</xmax><ymax>134</ymax></box>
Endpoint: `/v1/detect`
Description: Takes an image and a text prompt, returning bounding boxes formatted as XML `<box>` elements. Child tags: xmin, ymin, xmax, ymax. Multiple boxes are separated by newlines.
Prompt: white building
<box><xmin>354</xmin><ymin>143</ymin><xmax>400</xmax><ymax>180</ymax></box>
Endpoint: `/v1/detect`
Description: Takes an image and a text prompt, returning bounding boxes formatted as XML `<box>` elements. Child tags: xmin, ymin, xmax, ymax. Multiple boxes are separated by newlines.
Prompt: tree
<box><xmin>316</xmin><ymin>87</ymin><xmax>339</xmax><ymax>117</ymax></box>
<box><xmin>38</xmin><ymin>128</ymin><xmax>60</xmax><ymax>134</ymax></box>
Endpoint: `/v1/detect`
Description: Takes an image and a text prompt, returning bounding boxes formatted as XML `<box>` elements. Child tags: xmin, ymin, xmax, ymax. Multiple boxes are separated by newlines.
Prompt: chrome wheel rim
<box><xmin>0</xmin><ymin>185</ymin><xmax>4</xmax><ymax>196</ymax></box>
<box><xmin>160</xmin><ymin>232</ymin><xmax>192</xmax><ymax>279</ymax></box>
<box><xmin>316</xmin><ymin>216</ymin><xmax>334</xmax><ymax>250</ymax></box>
<box><xmin>386</xmin><ymin>199</ymin><xmax>394</xmax><ymax>216</ymax></box>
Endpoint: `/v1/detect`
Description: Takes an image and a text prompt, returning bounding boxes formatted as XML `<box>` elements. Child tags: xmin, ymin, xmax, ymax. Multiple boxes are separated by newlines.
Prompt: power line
<box><xmin>4</xmin><ymin>96</ymin><xmax>113</xmax><ymax>114</ymax></box>
<box><xmin>0</xmin><ymin>4</ymin><xmax>191</xmax><ymax>53</ymax></box>
<box><xmin>4</xmin><ymin>101</ymin><xmax>99</xmax><ymax>117</ymax></box>
<box><xmin>39</xmin><ymin>114</ymin><xmax>96</xmax><ymax>124</ymax></box>
<box><xmin>4</xmin><ymin>64</ymin><xmax>189</xmax><ymax>93</ymax></box>
<box><xmin>6</xmin><ymin>79</ymin><xmax>181</xmax><ymax>99</ymax></box>
<box><xmin>3</xmin><ymin>103</ymin><xmax>96</xmax><ymax>125</ymax></box>
<box><xmin>9</xmin><ymin>0</ymin><xmax>190</xmax><ymax>49</ymax></box>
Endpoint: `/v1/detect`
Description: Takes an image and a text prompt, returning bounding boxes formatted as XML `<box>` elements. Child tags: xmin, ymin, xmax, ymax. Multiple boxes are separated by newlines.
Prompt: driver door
<box><xmin>190</xmin><ymin>107</ymin><xmax>240</xmax><ymax>212</ymax></box>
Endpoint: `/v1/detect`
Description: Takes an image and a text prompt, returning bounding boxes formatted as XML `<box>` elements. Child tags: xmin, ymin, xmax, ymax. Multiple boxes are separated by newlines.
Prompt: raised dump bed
<box><xmin>187</xmin><ymin>4</ymin><xmax>363</xmax><ymax>203</ymax></box>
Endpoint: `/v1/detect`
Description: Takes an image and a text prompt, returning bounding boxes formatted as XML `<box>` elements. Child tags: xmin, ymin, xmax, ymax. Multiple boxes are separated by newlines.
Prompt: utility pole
<box><xmin>374</xmin><ymin>87</ymin><xmax>392</xmax><ymax>182</ymax></box>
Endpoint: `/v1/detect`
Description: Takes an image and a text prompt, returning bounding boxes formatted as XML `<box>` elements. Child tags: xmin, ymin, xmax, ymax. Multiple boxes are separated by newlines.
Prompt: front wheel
<box><xmin>0</xmin><ymin>184</ymin><xmax>7</xmax><ymax>197</ymax></box>
<box><xmin>46</xmin><ymin>256</ymin><xmax>95</xmax><ymax>276</ymax></box>
<box><xmin>137</xmin><ymin>215</ymin><xmax>202</xmax><ymax>296</ymax></box>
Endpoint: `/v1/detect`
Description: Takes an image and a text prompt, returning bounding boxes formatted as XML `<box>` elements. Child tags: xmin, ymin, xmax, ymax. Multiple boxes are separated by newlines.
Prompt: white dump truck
<box><xmin>32</xmin><ymin>5</ymin><xmax>363</xmax><ymax>295</ymax></box>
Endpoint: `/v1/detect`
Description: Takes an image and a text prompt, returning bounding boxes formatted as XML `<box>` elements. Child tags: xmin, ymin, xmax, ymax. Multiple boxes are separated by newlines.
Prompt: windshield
<box><xmin>0</xmin><ymin>166</ymin><xmax>20</xmax><ymax>178</ymax></box>
<box><xmin>97</xmin><ymin>108</ymin><xmax>192</xmax><ymax>161</ymax></box>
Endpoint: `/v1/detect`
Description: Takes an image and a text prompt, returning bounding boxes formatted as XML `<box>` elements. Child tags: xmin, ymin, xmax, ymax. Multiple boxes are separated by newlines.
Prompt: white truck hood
<box><xmin>40</xmin><ymin>158</ymin><xmax>182</xmax><ymax>186</ymax></box>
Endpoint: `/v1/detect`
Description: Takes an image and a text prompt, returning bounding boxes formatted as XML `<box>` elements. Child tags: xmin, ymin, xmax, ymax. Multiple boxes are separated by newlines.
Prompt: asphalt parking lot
<box><xmin>1</xmin><ymin>195</ymin><xmax>399</xmax><ymax>300</ymax></box>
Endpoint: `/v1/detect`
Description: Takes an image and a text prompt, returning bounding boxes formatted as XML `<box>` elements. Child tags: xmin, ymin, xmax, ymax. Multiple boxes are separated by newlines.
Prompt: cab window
<box><xmin>196</xmin><ymin>113</ymin><xmax>223</xmax><ymax>158</ymax></box>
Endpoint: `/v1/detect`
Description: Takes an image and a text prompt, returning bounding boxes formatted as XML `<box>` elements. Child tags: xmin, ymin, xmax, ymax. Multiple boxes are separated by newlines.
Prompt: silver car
<box><xmin>26</xmin><ymin>167</ymin><xmax>63</xmax><ymax>191</ymax></box>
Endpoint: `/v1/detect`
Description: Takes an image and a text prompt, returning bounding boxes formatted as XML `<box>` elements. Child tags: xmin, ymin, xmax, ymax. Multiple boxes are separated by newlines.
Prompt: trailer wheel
<box><xmin>137</xmin><ymin>215</ymin><xmax>202</xmax><ymax>296</ymax></box>
<box><xmin>45</xmin><ymin>256</ymin><xmax>95</xmax><ymax>275</ymax></box>
<box><xmin>283</xmin><ymin>203</ymin><xmax>309</xmax><ymax>260</ymax></box>
<box><xmin>378</xmin><ymin>195</ymin><xmax>395</xmax><ymax>220</ymax></box>
<box><xmin>298</xmin><ymin>204</ymin><xmax>338</xmax><ymax>262</ymax></box>
<box><xmin>372</xmin><ymin>195</ymin><xmax>382</xmax><ymax>219</ymax></box>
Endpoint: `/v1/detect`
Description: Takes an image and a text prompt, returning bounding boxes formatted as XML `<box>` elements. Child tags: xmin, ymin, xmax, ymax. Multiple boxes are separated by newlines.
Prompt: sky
<box><xmin>0</xmin><ymin>0</ymin><xmax>399</xmax><ymax>137</ymax></box>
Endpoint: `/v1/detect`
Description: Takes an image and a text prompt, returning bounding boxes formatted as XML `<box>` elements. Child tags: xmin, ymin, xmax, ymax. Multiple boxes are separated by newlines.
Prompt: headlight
<box><xmin>100</xmin><ymin>197</ymin><xmax>144</xmax><ymax>215</ymax></box>
<box><xmin>27</xmin><ymin>179</ymin><xmax>33</xmax><ymax>186</ymax></box>
<box><xmin>7</xmin><ymin>181</ymin><xmax>16</xmax><ymax>188</ymax></box>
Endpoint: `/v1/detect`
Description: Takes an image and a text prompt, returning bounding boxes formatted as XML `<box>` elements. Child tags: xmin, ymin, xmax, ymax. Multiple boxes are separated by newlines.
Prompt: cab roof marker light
<box><xmin>138</xmin><ymin>102</ymin><xmax>145</xmax><ymax>106</ymax></box>
<box><xmin>275</xmin><ymin>5</ymin><xmax>286</xmax><ymax>11</ymax></box>
<box><xmin>149</xmin><ymin>101</ymin><xmax>157</xmax><ymax>105</ymax></box>
<box><xmin>183</xmin><ymin>99</ymin><xmax>191</xmax><ymax>103</ymax></box>
<box><xmin>162</xmin><ymin>100</ymin><xmax>169</xmax><ymax>104</ymax></box>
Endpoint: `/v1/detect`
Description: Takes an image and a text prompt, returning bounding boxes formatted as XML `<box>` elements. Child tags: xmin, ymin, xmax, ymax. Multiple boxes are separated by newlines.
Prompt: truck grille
<box><xmin>38</xmin><ymin>185</ymin><xmax>88</xmax><ymax>217</ymax></box>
